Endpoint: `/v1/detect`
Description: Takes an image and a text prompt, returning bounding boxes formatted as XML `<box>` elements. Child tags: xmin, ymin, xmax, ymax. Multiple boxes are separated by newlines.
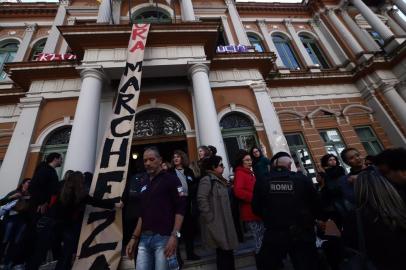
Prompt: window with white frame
<box><xmin>132</xmin><ymin>8</ymin><xmax>171</xmax><ymax>24</ymax></box>
<box><xmin>0</xmin><ymin>41</ymin><xmax>19</xmax><ymax>80</ymax></box>
<box><xmin>30</xmin><ymin>39</ymin><xmax>46</xmax><ymax>61</ymax></box>
<box><xmin>285</xmin><ymin>133</ymin><xmax>316</xmax><ymax>181</ymax></box>
<box><xmin>299</xmin><ymin>34</ymin><xmax>330</xmax><ymax>69</ymax></box>
<box><xmin>272</xmin><ymin>34</ymin><xmax>300</xmax><ymax>70</ymax></box>
<box><xmin>248</xmin><ymin>33</ymin><xmax>265</xmax><ymax>52</ymax></box>
<box><xmin>319</xmin><ymin>129</ymin><xmax>347</xmax><ymax>166</ymax></box>
<box><xmin>368</xmin><ymin>30</ymin><xmax>384</xmax><ymax>47</ymax></box>
<box><xmin>354</xmin><ymin>126</ymin><xmax>383</xmax><ymax>156</ymax></box>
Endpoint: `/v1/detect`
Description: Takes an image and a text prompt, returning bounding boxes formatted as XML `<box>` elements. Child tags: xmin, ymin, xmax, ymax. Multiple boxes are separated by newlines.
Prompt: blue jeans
<box><xmin>136</xmin><ymin>233</ymin><xmax>170</xmax><ymax>270</ymax></box>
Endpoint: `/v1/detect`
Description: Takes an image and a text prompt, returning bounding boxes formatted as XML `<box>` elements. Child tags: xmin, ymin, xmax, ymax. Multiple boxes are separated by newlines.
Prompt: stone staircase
<box><xmin>119</xmin><ymin>239</ymin><xmax>257</xmax><ymax>270</ymax></box>
<box><xmin>38</xmin><ymin>239</ymin><xmax>257</xmax><ymax>270</ymax></box>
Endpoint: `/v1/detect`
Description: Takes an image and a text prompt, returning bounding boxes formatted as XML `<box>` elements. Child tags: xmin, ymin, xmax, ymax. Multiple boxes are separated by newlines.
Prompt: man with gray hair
<box><xmin>252</xmin><ymin>151</ymin><xmax>321</xmax><ymax>270</ymax></box>
<box><xmin>126</xmin><ymin>146</ymin><xmax>186</xmax><ymax>270</ymax></box>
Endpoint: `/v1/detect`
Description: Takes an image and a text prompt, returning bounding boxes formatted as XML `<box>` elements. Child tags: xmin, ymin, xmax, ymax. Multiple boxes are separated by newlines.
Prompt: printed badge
<box><xmin>177</xmin><ymin>186</ymin><xmax>186</xmax><ymax>197</ymax></box>
<box><xmin>140</xmin><ymin>185</ymin><xmax>147</xmax><ymax>193</ymax></box>
<box><xmin>269</xmin><ymin>181</ymin><xmax>294</xmax><ymax>194</ymax></box>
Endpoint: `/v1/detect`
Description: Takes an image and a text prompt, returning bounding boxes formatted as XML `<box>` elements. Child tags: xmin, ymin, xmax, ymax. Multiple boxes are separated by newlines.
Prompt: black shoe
<box><xmin>186</xmin><ymin>253</ymin><xmax>201</xmax><ymax>261</ymax></box>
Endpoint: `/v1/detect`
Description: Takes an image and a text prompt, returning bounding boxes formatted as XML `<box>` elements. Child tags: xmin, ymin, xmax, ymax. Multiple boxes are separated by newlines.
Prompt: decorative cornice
<box><xmin>19</xmin><ymin>96</ymin><xmax>43</xmax><ymax>109</ymax></box>
<box><xmin>236</xmin><ymin>2</ymin><xmax>309</xmax><ymax>14</ymax></box>
<box><xmin>24</xmin><ymin>23</ymin><xmax>38</xmax><ymax>32</ymax></box>
<box><xmin>0</xmin><ymin>3</ymin><xmax>58</xmax><ymax>17</ymax></box>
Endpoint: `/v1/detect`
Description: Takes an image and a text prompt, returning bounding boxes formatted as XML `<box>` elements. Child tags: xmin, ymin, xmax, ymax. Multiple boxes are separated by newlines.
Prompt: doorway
<box><xmin>128</xmin><ymin>139</ymin><xmax>188</xmax><ymax>176</ymax></box>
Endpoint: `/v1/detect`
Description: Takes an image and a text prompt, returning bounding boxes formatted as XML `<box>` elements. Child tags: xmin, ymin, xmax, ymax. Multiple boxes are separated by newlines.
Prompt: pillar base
<box><xmin>384</xmin><ymin>37</ymin><xmax>406</xmax><ymax>53</ymax></box>
<box><xmin>357</xmin><ymin>53</ymin><xmax>374</xmax><ymax>64</ymax></box>
<box><xmin>344</xmin><ymin>62</ymin><xmax>356</xmax><ymax>71</ymax></box>
<box><xmin>278</xmin><ymin>68</ymin><xmax>291</xmax><ymax>74</ymax></box>
<box><xmin>309</xmin><ymin>68</ymin><xmax>321</xmax><ymax>73</ymax></box>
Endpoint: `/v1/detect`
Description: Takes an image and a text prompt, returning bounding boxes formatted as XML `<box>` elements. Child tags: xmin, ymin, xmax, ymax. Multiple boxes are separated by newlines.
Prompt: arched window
<box><xmin>132</xmin><ymin>8</ymin><xmax>171</xmax><ymax>24</ymax></box>
<box><xmin>272</xmin><ymin>34</ymin><xmax>300</xmax><ymax>70</ymax></box>
<box><xmin>42</xmin><ymin>126</ymin><xmax>72</xmax><ymax>178</ymax></box>
<box><xmin>134</xmin><ymin>109</ymin><xmax>185</xmax><ymax>138</ymax></box>
<box><xmin>30</xmin><ymin>39</ymin><xmax>46</xmax><ymax>60</ymax></box>
<box><xmin>368</xmin><ymin>31</ymin><xmax>384</xmax><ymax>47</ymax></box>
<box><xmin>220</xmin><ymin>112</ymin><xmax>258</xmax><ymax>166</ymax></box>
<box><xmin>0</xmin><ymin>41</ymin><xmax>19</xmax><ymax>80</ymax></box>
<box><xmin>299</xmin><ymin>34</ymin><xmax>330</xmax><ymax>69</ymax></box>
<box><xmin>248</xmin><ymin>33</ymin><xmax>265</xmax><ymax>52</ymax></box>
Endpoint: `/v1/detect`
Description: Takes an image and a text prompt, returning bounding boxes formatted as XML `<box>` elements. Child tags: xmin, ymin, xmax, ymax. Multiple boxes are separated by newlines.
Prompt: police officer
<box><xmin>252</xmin><ymin>152</ymin><xmax>321</xmax><ymax>270</ymax></box>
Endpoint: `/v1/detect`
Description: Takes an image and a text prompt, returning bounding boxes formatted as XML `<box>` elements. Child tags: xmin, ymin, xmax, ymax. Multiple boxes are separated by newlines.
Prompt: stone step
<box><xmin>119</xmin><ymin>248</ymin><xmax>256</xmax><ymax>270</ymax></box>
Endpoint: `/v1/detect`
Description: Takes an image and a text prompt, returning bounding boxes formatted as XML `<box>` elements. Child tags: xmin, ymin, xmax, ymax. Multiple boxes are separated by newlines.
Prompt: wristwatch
<box><xmin>172</xmin><ymin>230</ymin><xmax>181</xmax><ymax>239</ymax></box>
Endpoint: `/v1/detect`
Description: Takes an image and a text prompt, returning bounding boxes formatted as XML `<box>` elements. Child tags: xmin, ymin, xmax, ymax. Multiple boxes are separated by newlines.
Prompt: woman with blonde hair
<box><xmin>351</xmin><ymin>167</ymin><xmax>406</xmax><ymax>270</ymax></box>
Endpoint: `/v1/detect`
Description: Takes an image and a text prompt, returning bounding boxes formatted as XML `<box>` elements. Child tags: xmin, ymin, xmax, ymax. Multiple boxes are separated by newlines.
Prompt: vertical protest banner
<box><xmin>72</xmin><ymin>23</ymin><xmax>150</xmax><ymax>270</ymax></box>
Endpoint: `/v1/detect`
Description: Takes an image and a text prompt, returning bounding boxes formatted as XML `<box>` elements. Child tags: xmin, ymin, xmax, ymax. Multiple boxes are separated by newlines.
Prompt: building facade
<box><xmin>0</xmin><ymin>0</ymin><xmax>406</xmax><ymax>196</ymax></box>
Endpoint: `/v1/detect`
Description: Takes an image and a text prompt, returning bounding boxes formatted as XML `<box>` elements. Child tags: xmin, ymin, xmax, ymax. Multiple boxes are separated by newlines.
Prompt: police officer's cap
<box><xmin>270</xmin><ymin>151</ymin><xmax>291</xmax><ymax>165</ymax></box>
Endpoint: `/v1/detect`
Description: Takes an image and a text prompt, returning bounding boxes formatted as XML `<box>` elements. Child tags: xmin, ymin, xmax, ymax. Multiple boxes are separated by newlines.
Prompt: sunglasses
<box><xmin>218</xmin><ymin>163</ymin><xmax>224</xmax><ymax>168</ymax></box>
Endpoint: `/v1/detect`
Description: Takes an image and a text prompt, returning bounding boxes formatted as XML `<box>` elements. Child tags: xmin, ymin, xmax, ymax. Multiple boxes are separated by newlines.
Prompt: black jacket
<box><xmin>123</xmin><ymin>172</ymin><xmax>148</xmax><ymax>221</ymax></box>
<box><xmin>252</xmin><ymin>167</ymin><xmax>321</xmax><ymax>232</ymax></box>
<box><xmin>29</xmin><ymin>163</ymin><xmax>59</xmax><ymax>207</ymax></box>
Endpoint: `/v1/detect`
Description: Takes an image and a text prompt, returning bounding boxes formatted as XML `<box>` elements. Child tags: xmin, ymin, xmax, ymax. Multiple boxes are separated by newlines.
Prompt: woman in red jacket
<box><xmin>233</xmin><ymin>149</ymin><xmax>265</xmax><ymax>269</ymax></box>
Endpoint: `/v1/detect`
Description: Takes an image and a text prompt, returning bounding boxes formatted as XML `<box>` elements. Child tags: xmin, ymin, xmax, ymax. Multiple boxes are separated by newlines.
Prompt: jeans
<box><xmin>2</xmin><ymin>215</ymin><xmax>27</xmax><ymax>266</ymax></box>
<box><xmin>54</xmin><ymin>224</ymin><xmax>81</xmax><ymax>270</ymax></box>
<box><xmin>26</xmin><ymin>216</ymin><xmax>56</xmax><ymax>270</ymax></box>
<box><xmin>136</xmin><ymin>233</ymin><xmax>171</xmax><ymax>270</ymax></box>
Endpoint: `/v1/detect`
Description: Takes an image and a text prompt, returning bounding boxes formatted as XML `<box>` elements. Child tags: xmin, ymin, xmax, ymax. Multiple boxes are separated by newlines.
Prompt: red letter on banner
<box><xmin>131</xmin><ymin>26</ymin><xmax>148</xmax><ymax>40</ymax></box>
<box><xmin>130</xmin><ymin>41</ymin><xmax>145</xmax><ymax>52</ymax></box>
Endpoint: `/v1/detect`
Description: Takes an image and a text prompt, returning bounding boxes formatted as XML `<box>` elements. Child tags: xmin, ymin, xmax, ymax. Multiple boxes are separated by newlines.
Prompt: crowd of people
<box><xmin>1</xmin><ymin>145</ymin><xmax>406</xmax><ymax>270</ymax></box>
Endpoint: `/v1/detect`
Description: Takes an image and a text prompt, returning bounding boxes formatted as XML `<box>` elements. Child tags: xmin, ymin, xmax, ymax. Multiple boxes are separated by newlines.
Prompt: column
<box><xmin>112</xmin><ymin>0</ymin><xmax>122</xmax><ymax>24</ymax></box>
<box><xmin>250</xmin><ymin>83</ymin><xmax>290</xmax><ymax>155</ymax></box>
<box><xmin>381</xmin><ymin>83</ymin><xmax>406</xmax><ymax>129</ymax></box>
<box><xmin>188</xmin><ymin>62</ymin><xmax>231</xmax><ymax>177</ymax></box>
<box><xmin>339</xmin><ymin>9</ymin><xmax>381</xmax><ymax>52</ymax></box>
<box><xmin>325</xmin><ymin>9</ymin><xmax>364</xmax><ymax>57</ymax></box>
<box><xmin>180</xmin><ymin>0</ymin><xmax>195</xmax><ymax>21</ymax></box>
<box><xmin>221</xmin><ymin>16</ymin><xmax>236</xmax><ymax>45</ymax></box>
<box><xmin>60</xmin><ymin>17</ymin><xmax>76</xmax><ymax>54</ymax></box>
<box><xmin>309</xmin><ymin>19</ymin><xmax>343</xmax><ymax>67</ymax></box>
<box><xmin>317</xmin><ymin>16</ymin><xmax>351</xmax><ymax>66</ymax></box>
<box><xmin>394</xmin><ymin>0</ymin><xmax>406</xmax><ymax>15</ymax></box>
<box><xmin>14</xmin><ymin>24</ymin><xmax>37</xmax><ymax>62</ymax></box>
<box><xmin>97</xmin><ymin>0</ymin><xmax>112</xmax><ymax>23</ymax></box>
<box><xmin>224</xmin><ymin>0</ymin><xmax>250</xmax><ymax>45</ymax></box>
<box><xmin>350</xmin><ymin>0</ymin><xmax>394</xmax><ymax>42</ymax></box>
<box><xmin>359</xmin><ymin>85</ymin><xmax>406</xmax><ymax>147</ymax></box>
<box><xmin>284</xmin><ymin>19</ymin><xmax>316</xmax><ymax>68</ymax></box>
<box><xmin>63</xmin><ymin>68</ymin><xmax>104</xmax><ymax>173</ymax></box>
<box><xmin>384</xmin><ymin>10</ymin><xmax>406</xmax><ymax>36</ymax></box>
<box><xmin>257</xmin><ymin>20</ymin><xmax>285</xmax><ymax>68</ymax></box>
<box><xmin>396</xmin><ymin>81</ymin><xmax>406</xmax><ymax>101</ymax></box>
<box><xmin>388</xmin><ymin>8</ymin><xmax>406</xmax><ymax>32</ymax></box>
<box><xmin>43</xmin><ymin>0</ymin><xmax>69</xmax><ymax>53</ymax></box>
<box><xmin>0</xmin><ymin>97</ymin><xmax>43</xmax><ymax>198</ymax></box>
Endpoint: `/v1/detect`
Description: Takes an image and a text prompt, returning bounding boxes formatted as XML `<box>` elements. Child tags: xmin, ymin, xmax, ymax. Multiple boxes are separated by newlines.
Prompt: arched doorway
<box><xmin>41</xmin><ymin>126</ymin><xmax>71</xmax><ymax>178</ymax></box>
<box><xmin>220</xmin><ymin>112</ymin><xmax>259</xmax><ymax>167</ymax></box>
<box><xmin>130</xmin><ymin>109</ymin><xmax>188</xmax><ymax>175</ymax></box>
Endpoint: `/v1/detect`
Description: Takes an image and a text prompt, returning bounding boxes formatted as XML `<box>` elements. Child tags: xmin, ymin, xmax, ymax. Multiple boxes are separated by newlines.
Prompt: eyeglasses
<box><xmin>218</xmin><ymin>163</ymin><xmax>224</xmax><ymax>168</ymax></box>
